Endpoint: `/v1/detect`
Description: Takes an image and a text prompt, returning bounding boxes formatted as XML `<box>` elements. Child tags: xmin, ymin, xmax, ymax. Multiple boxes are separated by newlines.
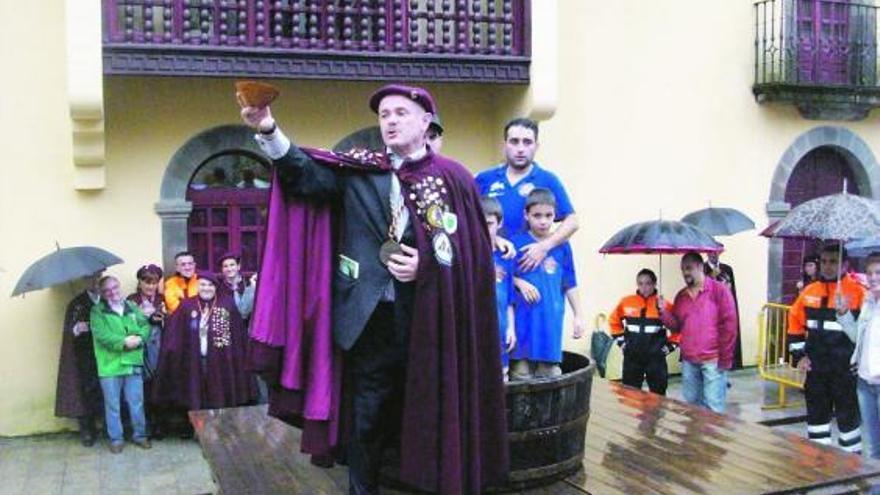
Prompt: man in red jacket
<box><xmin>660</xmin><ymin>252</ymin><xmax>738</xmax><ymax>413</ymax></box>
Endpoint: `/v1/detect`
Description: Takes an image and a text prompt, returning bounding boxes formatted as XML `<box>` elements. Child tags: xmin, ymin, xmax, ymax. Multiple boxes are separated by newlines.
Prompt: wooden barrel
<box><xmin>382</xmin><ymin>352</ymin><xmax>594</xmax><ymax>492</ymax></box>
<box><xmin>497</xmin><ymin>351</ymin><xmax>594</xmax><ymax>491</ymax></box>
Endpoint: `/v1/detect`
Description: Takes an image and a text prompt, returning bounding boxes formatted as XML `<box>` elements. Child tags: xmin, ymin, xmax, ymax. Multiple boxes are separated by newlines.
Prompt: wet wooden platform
<box><xmin>191</xmin><ymin>379</ymin><xmax>880</xmax><ymax>494</ymax></box>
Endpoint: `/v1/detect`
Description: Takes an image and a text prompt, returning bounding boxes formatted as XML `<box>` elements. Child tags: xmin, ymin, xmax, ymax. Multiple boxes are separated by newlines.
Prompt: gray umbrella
<box><xmin>681</xmin><ymin>207</ymin><xmax>755</xmax><ymax>237</ymax></box>
<box><xmin>11</xmin><ymin>246</ymin><xmax>123</xmax><ymax>297</ymax></box>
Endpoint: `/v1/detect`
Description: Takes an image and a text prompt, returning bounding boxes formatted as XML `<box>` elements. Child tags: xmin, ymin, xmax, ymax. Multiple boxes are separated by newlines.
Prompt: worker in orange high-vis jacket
<box><xmin>609</xmin><ymin>268</ymin><xmax>679</xmax><ymax>396</ymax></box>
<box><xmin>788</xmin><ymin>244</ymin><xmax>865</xmax><ymax>454</ymax></box>
<box><xmin>163</xmin><ymin>251</ymin><xmax>199</xmax><ymax>314</ymax></box>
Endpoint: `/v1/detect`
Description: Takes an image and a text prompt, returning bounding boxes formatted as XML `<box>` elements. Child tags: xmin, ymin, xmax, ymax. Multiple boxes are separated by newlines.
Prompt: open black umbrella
<box><xmin>11</xmin><ymin>245</ymin><xmax>123</xmax><ymax>297</ymax></box>
<box><xmin>599</xmin><ymin>219</ymin><xmax>723</xmax><ymax>285</ymax></box>
<box><xmin>681</xmin><ymin>207</ymin><xmax>755</xmax><ymax>237</ymax></box>
<box><xmin>599</xmin><ymin>220</ymin><xmax>723</xmax><ymax>255</ymax></box>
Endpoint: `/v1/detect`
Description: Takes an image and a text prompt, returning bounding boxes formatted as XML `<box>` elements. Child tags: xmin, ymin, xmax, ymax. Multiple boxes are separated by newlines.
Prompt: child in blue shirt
<box><xmin>510</xmin><ymin>188</ymin><xmax>585</xmax><ymax>379</ymax></box>
<box><xmin>481</xmin><ymin>196</ymin><xmax>517</xmax><ymax>381</ymax></box>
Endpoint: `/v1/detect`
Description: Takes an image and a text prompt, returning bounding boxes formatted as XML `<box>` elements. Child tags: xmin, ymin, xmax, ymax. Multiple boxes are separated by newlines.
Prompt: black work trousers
<box><xmin>622</xmin><ymin>352</ymin><xmax>669</xmax><ymax>396</ymax></box>
<box><xmin>346</xmin><ymin>303</ymin><xmax>409</xmax><ymax>495</ymax></box>
<box><xmin>805</xmin><ymin>369</ymin><xmax>860</xmax><ymax>440</ymax></box>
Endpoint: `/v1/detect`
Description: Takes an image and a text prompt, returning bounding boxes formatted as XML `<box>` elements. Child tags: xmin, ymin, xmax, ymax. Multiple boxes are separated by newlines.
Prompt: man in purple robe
<box><xmin>152</xmin><ymin>272</ymin><xmax>256</xmax><ymax>411</ymax></box>
<box><xmin>243</xmin><ymin>84</ymin><xmax>508</xmax><ymax>494</ymax></box>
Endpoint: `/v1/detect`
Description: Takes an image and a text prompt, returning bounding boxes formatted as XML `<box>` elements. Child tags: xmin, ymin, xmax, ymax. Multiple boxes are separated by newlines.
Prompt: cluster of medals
<box><xmin>210</xmin><ymin>307</ymin><xmax>233</xmax><ymax>348</ymax></box>
<box><xmin>339</xmin><ymin>147</ymin><xmax>386</xmax><ymax>168</ymax></box>
<box><xmin>194</xmin><ymin>302</ymin><xmax>232</xmax><ymax>353</ymax></box>
<box><xmin>379</xmin><ymin>173</ymin><xmax>458</xmax><ymax>267</ymax></box>
<box><xmin>412</xmin><ymin>175</ymin><xmax>457</xmax><ymax>266</ymax></box>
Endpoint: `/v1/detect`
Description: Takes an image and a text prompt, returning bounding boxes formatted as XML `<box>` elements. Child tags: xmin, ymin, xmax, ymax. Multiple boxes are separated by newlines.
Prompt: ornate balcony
<box><xmin>102</xmin><ymin>0</ymin><xmax>531</xmax><ymax>83</ymax></box>
<box><xmin>753</xmin><ymin>0</ymin><xmax>880</xmax><ymax>120</ymax></box>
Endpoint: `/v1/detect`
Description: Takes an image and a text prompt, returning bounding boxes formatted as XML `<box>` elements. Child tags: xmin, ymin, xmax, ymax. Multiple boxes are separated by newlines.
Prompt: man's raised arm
<box><xmin>239</xmin><ymin>102</ymin><xmax>341</xmax><ymax>201</ymax></box>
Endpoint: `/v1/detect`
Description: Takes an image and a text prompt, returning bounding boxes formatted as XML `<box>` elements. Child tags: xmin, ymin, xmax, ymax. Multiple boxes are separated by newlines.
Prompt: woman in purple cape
<box><xmin>153</xmin><ymin>272</ymin><xmax>256</xmax><ymax>411</ymax></box>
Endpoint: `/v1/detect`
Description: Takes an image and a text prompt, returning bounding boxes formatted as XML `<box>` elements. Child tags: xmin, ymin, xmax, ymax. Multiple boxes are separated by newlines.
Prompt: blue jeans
<box><xmin>99</xmin><ymin>367</ymin><xmax>147</xmax><ymax>443</ymax></box>
<box><xmin>681</xmin><ymin>360</ymin><xmax>728</xmax><ymax>414</ymax></box>
<box><xmin>859</xmin><ymin>378</ymin><xmax>880</xmax><ymax>459</ymax></box>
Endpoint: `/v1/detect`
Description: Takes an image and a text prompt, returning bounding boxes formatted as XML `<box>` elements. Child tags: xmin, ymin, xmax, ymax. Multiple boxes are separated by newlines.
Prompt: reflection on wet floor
<box><xmin>0</xmin><ymin>368</ymin><xmax>873</xmax><ymax>495</ymax></box>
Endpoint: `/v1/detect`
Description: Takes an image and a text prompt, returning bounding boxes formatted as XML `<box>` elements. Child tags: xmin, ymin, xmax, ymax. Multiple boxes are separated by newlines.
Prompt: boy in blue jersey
<box><xmin>510</xmin><ymin>188</ymin><xmax>586</xmax><ymax>379</ymax></box>
<box><xmin>482</xmin><ymin>196</ymin><xmax>518</xmax><ymax>381</ymax></box>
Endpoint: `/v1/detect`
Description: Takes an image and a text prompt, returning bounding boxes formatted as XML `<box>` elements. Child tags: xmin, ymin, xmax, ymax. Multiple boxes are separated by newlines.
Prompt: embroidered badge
<box><xmin>433</xmin><ymin>232</ymin><xmax>454</xmax><ymax>266</ymax></box>
<box><xmin>426</xmin><ymin>204</ymin><xmax>444</xmax><ymax>229</ymax></box>
<box><xmin>442</xmin><ymin>212</ymin><xmax>458</xmax><ymax>234</ymax></box>
<box><xmin>518</xmin><ymin>182</ymin><xmax>536</xmax><ymax>197</ymax></box>
<box><xmin>542</xmin><ymin>256</ymin><xmax>558</xmax><ymax>275</ymax></box>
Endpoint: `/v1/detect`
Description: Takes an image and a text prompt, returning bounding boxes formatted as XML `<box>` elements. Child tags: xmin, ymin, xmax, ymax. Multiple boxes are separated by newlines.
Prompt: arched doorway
<box><xmin>156</xmin><ymin>124</ymin><xmax>375</xmax><ymax>275</ymax></box>
<box><xmin>766</xmin><ymin>126</ymin><xmax>880</xmax><ymax>303</ymax></box>
<box><xmin>780</xmin><ymin>148</ymin><xmax>860</xmax><ymax>303</ymax></box>
<box><xmin>156</xmin><ymin>125</ymin><xmax>270</xmax><ymax>275</ymax></box>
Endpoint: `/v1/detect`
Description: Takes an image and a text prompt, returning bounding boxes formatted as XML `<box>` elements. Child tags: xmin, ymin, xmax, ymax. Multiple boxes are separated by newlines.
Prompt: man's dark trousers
<box><xmin>347</xmin><ymin>300</ymin><xmax>411</xmax><ymax>495</ymax></box>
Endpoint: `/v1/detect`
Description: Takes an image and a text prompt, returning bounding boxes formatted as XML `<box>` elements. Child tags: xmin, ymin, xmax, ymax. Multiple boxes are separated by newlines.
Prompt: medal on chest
<box><xmin>406</xmin><ymin>174</ymin><xmax>457</xmax><ymax>266</ymax></box>
<box><xmin>379</xmin><ymin>239</ymin><xmax>403</xmax><ymax>266</ymax></box>
<box><xmin>380</xmin><ymin>175</ymin><xmax>407</xmax><ymax>266</ymax></box>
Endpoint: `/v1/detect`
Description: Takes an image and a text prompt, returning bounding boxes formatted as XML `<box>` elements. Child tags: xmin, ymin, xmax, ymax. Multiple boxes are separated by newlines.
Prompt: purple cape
<box><xmin>249</xmin><ymin>172</ymin><xmax>342</xmax><ymax>457</ymax></box>
<box><xmin>250</xmin><ymin>146</ymin><xmax>509</xmax><ymax>493</ymax></box>
<box><xmin>152</xmin><ymin>295</ymin><xmax>256</xmax><ymax>410</ymax></box>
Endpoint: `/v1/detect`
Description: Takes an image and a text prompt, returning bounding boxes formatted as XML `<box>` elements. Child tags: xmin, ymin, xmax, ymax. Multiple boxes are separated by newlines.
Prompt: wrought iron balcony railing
<box><xmin>103</xmin><ymin>0</ymin><xmax>531</xmax><ymax>83</ymax></box>
<box><xmin>753</xmin><ymin>0</ymin><xmax>880</xmax><ymax>120</ymax></box>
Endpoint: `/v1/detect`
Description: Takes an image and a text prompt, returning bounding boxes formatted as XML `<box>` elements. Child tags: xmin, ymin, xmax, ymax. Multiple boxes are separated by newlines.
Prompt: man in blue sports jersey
<box><xmin>475</xmin><ymin>118</ymin><xmax>579</xmax><ymax>274</ymax></box>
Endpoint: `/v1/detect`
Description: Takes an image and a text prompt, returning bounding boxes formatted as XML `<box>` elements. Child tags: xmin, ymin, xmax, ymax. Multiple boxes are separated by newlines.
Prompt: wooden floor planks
<box><xmin>191</xmin><ymin>378</ymin><xmax>880</xmax><ymax>494</ymax></box>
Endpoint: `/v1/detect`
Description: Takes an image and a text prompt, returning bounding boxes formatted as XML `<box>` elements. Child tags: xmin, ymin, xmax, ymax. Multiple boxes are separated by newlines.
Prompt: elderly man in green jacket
<box><xmin>91</xmin><ymin>275</ymin><xmax>152</xmax><ymax>453</ymax></box>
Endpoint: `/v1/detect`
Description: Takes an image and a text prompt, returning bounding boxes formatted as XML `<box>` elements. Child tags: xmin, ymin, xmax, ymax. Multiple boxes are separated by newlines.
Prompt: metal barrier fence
<box><xmin>757</xmin><ymin>303</ymin><xmax>806</xmax><ymax>409</ymax></box>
